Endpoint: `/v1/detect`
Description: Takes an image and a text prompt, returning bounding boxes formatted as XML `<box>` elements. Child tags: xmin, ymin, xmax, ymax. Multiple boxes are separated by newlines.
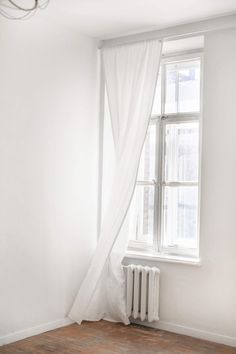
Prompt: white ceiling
<box><xmin>50</xmin><ymin>0</ymin><xmax>236</xmax><ymax>39</ymax></box>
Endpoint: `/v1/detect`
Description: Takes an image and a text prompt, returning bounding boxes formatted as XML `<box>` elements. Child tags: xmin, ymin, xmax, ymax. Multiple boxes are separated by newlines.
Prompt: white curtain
<box><xmin>69</xmin><ymin>39</ymin><xmax>162</xmax><ymax>324</ymax></box>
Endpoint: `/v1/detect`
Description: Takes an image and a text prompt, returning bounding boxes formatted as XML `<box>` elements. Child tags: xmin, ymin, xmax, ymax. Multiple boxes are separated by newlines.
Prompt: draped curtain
<box><xmin>69</xmin><ymin>39</ymin><xmax>162</xmax><ymax>324</ymax></box>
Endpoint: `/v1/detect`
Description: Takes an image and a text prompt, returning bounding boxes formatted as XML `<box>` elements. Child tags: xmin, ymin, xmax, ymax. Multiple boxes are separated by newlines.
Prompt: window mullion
<box><xmin>136</xmin><ymin>180</ymin><xmax>156</xmax><ymax>186</ymax></box>
<box><xmin>163</xmin><ymin>182</ymin><xmax>198</xmax><ymax>187</ymax></box>
<box><xmin>176</xmin><ymin>64</ymin><xmax>179</xmax><ymax>113</ymax></box>
<box><xmin>155</xmin><ymin>63</ymin><xmax>166</xmax><ymax>253</ymax></box>
<box><xmin>160</xmin><ymin>113</ymin><xmax>199</xmax><ymax>123</ymax></box>
<box><xmin>153</xmin><ymin>121</ymin><xmax>159</xmax><ymax>252</ymax></box>
<box><xmin>157</xmin><ymin>122</ymin><xmax>164</xmax><ymax>253</ymax></box>
<box><xmin>161</xmin><ymin>62</ymin><xmax>165</xmax><ymax>117</ymax></box>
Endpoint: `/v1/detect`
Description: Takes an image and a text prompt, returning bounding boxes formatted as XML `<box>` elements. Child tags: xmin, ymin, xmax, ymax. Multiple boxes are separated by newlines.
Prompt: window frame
<box><xmin>128</xmin><ymin>51</ymin><xmax>203</xmax><ymax>260</ymax></box>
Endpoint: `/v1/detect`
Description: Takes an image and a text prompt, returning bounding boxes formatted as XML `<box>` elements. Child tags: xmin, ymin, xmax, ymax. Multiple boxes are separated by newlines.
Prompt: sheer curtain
<box><xmin>69</xmin><ymin>39</ymin><xmax>162</xmax><ymax>324</ymax></box>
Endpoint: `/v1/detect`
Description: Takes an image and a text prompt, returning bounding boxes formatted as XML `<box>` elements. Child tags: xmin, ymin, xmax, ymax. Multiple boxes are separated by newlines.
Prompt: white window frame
<box><xmin>128</xmin><ymin>51</ymin><xmax>203</xmax><ymax>262</ymax></box>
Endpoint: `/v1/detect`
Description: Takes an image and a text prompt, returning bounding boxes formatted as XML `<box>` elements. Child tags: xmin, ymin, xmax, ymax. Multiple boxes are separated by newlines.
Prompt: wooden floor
<box><xmin>1</xmin><ymin>321</ymin><xmax>236</xmax><ymax>354</ymax></box>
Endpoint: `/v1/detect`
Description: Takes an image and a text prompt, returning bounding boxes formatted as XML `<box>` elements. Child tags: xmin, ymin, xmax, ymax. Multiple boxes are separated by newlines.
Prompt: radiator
<box><xmin>126</xmin><ymin>264</ymin><xmax>160</xmax><ymax>322</ymax></box>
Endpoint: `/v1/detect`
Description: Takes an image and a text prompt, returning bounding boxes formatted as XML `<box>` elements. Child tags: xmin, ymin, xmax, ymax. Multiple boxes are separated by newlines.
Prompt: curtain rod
<box><xmin>100</xmin><ymin>13</ymin><xmax>236</xmax><ymax>49</ymax></box>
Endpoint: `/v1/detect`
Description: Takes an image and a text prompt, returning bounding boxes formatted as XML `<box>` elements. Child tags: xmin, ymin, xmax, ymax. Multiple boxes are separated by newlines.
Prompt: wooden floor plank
<box><xmin>0</xmin><ymin>321</ymin><xmax>236</xmax><ymax>354</ymax></box>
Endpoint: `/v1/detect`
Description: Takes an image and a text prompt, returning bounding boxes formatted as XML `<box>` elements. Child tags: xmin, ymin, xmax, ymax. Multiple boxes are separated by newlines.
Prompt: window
<box><xmin>128</xmin><ymin>53</ymin><xmax>202</xmax><ymax>259</ymax></box>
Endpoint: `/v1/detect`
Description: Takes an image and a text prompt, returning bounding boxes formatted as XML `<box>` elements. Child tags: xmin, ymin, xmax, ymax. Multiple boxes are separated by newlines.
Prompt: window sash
<box><xmin>129</xmin><ymin>53</ymin><xmax>202</xmax><ymax>258</ymax></box>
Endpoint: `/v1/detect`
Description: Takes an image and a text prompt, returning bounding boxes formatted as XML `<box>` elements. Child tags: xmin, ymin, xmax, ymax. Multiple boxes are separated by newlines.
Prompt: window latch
<box><xmin>161</xmin><ymin>115</ymin><xmax>168</xmax><ymax>120</ymax></box>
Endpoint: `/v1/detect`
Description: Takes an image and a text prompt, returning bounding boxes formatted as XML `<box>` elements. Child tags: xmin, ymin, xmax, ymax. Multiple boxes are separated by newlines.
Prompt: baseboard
<box><xmin>1</xmin><ymin>317</ymin><xmax>236</xmax><ymax>348</ymax></box>
<box><xmin>0</xmin><ymin>317</ymin><xmax>75</xmax><ymax>346</ymax></box>
<box><xmin>132</xmin><ymin>319</ymin><xmax>236</xmax><ymax>348</ymax></box>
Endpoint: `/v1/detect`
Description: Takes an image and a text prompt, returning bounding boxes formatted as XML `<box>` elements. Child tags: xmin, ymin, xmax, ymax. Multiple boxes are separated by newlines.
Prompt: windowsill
<box><xmin>125</xmin><ymin>249</ymin><xmax>201</xmax><ymax>266</ymax></box>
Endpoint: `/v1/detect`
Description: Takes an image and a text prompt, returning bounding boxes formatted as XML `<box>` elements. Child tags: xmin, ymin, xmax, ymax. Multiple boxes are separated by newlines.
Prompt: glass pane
<box><xmin>137</xmin><ymin>124</ymin><xmax>156</xmax><ymax>181</ymax></box>
<box><xmin>178</xmin><ymin>60</ymin><xmax>200</xmax><ymax>112</ymax></box>
<box><xmin>165</xmin><ymin>64</ymin><xmax>177</xmax><ymax>114</ymax></box>
<box><xmin>163</xmin><ymin>186</ymin><xmax>198</xmax><ymax>249</ymax></box>
<box><xmin>129</xmin><ymin>185</ymin><xmax>154</xmax><ymax>244</ymax></box>
<box><xmin>164</xmin><ymin>59</ymin><xmax>201</xmax><ymax>114</ymax></box>
<box><xmin>152</xmin><ymin>70</ymin><xmax>162</xmax><ymax>115</ymax></box>
<box><xmin>164</xmin><ymin>122</ymin><xmax>199</xmax><ymax>182</ymax></box>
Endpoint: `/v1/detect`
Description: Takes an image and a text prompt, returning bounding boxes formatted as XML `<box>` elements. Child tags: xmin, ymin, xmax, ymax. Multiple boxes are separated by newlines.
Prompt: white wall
<box><xmin>0</xmin><ymin>16</ymin><xmax>98</xmax><ymax>339</ymax></box>
<box><xmin>125</xmin><ymin>27</ymin><xmax>236</xmax><ymax>344</ymax></box>
<box><xmin>1</xmin><ymin>15</ymin><xmax>236</xmax><ymax>346</ymax></box>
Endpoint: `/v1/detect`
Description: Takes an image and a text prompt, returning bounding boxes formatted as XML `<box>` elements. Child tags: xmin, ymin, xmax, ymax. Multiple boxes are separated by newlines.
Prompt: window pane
<box><xmin>164</xmin><ymin>59</ymin><xmax>201</xmax><ymax>114</ymax></box>
<box><xmin>151</xmin><ymin>70</ymin><xmax>161</xmax><ymax>115</ymax></box>
<box><xmin>165</xmin><ymin>64</ymin><xmax>177</xmax><ymax>114</ymax></box>
<box><xmin>163</xmin><ymin>186</ymin><xmax>198</xmax><ymax>249</ymax></box>
<box><xmin>137</xmin><ymin>124</ymin><xmax>156</xmax><ymax>181</ymax></box>
<box><xmin>129</xmin><ymin>185</ymin><xmax>154</xmax><ymax>244</ymax></box>
<box><xmin>164</xmin><ymin>122</ymin><xmax>199</xmax><ymax>182</ymax></box>
<box><xmin>178</xmin><ymin>60</ymin><xmax>200</xmax><ymax>112</ymax></box>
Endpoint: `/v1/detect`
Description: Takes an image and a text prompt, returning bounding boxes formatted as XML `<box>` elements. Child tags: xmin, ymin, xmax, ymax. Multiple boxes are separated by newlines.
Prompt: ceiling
<box><xmin>50</xmin><ymin>0</ymin><xmax>236</xmax><ymax>39</ymax></box>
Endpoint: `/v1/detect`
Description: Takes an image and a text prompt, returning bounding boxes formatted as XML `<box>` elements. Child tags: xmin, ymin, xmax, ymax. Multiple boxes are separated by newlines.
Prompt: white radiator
<box><xmin>125</xmin><ymin>264</ymin><xmax>160</xmax><ymax>322</ymax></box>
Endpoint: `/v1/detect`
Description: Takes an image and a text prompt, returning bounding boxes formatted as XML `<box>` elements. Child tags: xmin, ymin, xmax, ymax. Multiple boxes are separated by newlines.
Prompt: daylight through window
<box><xmin>128</xmin><ymin>53</ymin><xmax>202</xmax><ymax>258</ymax></box>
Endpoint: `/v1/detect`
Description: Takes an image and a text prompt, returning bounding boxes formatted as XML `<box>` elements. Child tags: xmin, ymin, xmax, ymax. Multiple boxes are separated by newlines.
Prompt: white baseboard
<box><xmin>1</xmin><ymin>317</ymin><xmax>236</xmax><ymax>348</ymax></box>
<box><xmin>132</xmin><ymin>319</ymin><xmax>236</xmax><ymax>348</ymax></box>
<box><xmin>0</xmin><ymin>317</ymin><xmax>74</xmax><ymax>346</ymax></box>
